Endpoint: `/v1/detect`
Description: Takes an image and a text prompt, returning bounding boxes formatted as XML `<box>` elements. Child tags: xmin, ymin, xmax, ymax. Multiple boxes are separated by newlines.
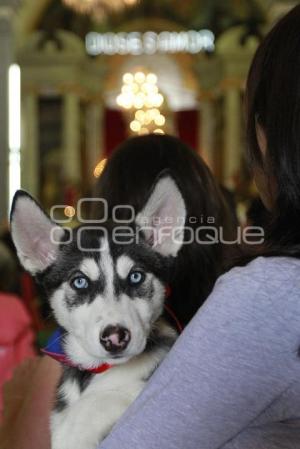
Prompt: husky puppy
<box><xmin>10</xmin><ymin>175</ymin><xmax>186</xmax><ymax>449</ymax></box>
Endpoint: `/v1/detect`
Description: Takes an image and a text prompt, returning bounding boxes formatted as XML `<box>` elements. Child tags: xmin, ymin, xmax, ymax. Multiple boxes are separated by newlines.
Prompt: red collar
<box><xmin>85</xmin><ymin>363</ymin><xmax>112</xmax><ymax>374</ymax></box>
<box><xmin>41</xmin><ymin>347</ymin><xmax>113</xmax><ymax>374</ymax></box>
<box><xmin>164</xmin><ymin>285</ymin><xmax>183</xmax><ymax>333</ymax></box>
<box><xmin>164</xmin><ymin>304</ymin><xmax>183</xmax><ymax>333</ymax></box>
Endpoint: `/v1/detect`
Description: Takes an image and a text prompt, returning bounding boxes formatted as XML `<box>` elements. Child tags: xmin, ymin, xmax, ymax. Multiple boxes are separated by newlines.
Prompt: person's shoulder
<box><xmin>217</xmin><ymin>256</ymin><xmax>300</xmax><ymax>295</ymax></box>
<box><xmin>0</xmin><ymin>292</ymin><xmax>32</xmax><ymax>327</ymax></box>
<box><xmin>0</xmin><ymin>291</ymin><xmax>24</xmax><ymax>308</ymax></box>
<box><xmin>233</xmin><ymin>255</ymin><xmax>300</xmax><ymax>275</ymax></box>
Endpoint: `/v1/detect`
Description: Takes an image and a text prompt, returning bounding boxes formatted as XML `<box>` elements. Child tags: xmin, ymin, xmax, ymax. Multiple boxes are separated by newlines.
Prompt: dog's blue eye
<box><xmin>72</xmin><ymin>276</ymin><xmax>89</xmax><ymax>290</ymax></box>
<box><xmin>128</xmin><ymin>271</ymin><xmax>145</xmax><ymax>286</ymax></box>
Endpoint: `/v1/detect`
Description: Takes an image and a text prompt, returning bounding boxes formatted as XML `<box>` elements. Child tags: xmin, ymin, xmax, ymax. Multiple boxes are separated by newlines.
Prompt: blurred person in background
<box><xmin>0</xmin><ymin>241</ymin><xmax>36</xmax><ymax>420</ymax></box>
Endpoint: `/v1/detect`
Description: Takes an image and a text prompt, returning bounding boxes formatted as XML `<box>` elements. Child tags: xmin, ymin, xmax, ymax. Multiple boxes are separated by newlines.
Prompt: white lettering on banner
<box><xmin>85</xmin><ymin>30</ymin><xmax>215</xmax><ymax>56</ymax></box>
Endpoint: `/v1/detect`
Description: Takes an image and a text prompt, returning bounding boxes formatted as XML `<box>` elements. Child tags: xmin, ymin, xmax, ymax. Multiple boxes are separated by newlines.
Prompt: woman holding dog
<box><xmin>97</xmin><ymin>5</ymin><xmax>300</xmax><ymax>449</ymax></box>
<box><xmin>2</xmin><ymin>4</ymin><xmax>300</xmax><ymax>449</ymax></box>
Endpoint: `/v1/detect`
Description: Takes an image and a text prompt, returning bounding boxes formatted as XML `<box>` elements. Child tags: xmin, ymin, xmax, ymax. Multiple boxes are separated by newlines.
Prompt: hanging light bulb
<box><xmin>134</xmin><ymin>72</ymin><xmax>146</xmax><ymax>84</ymax></box>
<box><xmin>154</xmin><ymin>114</ymin><xmax>166</xmax><ymax>127</ymax></box>
<box><xmin>135</xmin><ymin>110</ymin><xmax>144</xmax><ymax>121</ymax></box>
<box><xmin>146</xmin><ymin>73</ymin><xmax>157</xmax><ymax>84</ymax></box>
<box><xmin>130</xmin><ymin>120</ymin><xmax>141</xmax><ymax>132</ymax></box>
<box><xmin>123</xmin><ymin>72</ymin><xmax>134</xmax><ymax>84</ymax></box>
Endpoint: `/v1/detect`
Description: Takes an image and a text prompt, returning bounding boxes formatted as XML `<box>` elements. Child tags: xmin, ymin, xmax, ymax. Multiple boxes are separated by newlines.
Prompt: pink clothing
<box><xmin>0</xmin><ymin>292</ymin><xmax>36</xmax><ymax>417</ymax></box>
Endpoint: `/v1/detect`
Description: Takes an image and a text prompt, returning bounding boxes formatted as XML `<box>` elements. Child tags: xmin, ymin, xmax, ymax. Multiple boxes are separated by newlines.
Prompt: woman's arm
<box><xmin>98</xmin><ymin>257</ymin><xmax>300</xmax><ymax>449</ymax></box>
<box><xmin>0</xmin><ymin>356</ymin><xmax>61</xmax><ymax>449</ymax></box>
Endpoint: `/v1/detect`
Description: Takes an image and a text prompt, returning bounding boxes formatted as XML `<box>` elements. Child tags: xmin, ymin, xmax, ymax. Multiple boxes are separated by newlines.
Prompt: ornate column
<box><xmin>199</xmin><ymin>96</ymin><xmax>215</xmax><ymax>171</ymax></box>
<box><xmin>195</xmin><ymin>56</ymin><xmax>222</xmax><ymax>174</ymax></box>
<box><xmin>216</xmin><ymin>25</ymin><xmax>259</xmax><ymax>189</ymax></box>
<box><xmin>0</xmin><ymin>0</ymin><xmax>18</xmax><ymax>221</ymax></box>
<box><xmin>86</xmin><ymin>100</ymin><xmax>104</xmax><ymax>181</ymax></box>
<box><xmin>63</xmin><ymin>92</ymin><xmax>81</xmax><ymax>184</ymax></box>
<box><xmin>223</xmin><ymin>83</ymin><xmax>241</xmax><ymax>189</ymax></box>
<box><xmin>17</xmin><ymin>30</ymin><xmax>105</xmax><ymax>204</ymax></box>
<box><xmin>21</xmin><ymin>91</ymin><xmax>39</xmax><ymax>196</ymax></box>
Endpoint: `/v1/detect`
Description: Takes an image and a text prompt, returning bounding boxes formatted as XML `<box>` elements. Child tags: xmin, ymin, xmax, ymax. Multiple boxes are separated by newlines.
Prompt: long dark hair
<box><xmin>90</xmin><ymin>134</ymin><xmax>235</xmax><ymax>326</ymax></box>
<box><xmin>246</xmin><ymin>4</ymin><xmax>300</xmax><ymax>256</ymax></box>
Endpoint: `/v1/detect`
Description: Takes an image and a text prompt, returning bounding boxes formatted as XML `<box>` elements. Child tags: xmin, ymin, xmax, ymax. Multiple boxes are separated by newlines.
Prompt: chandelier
<box><xmin>62</xmin><ymin>0</ymin><xmax>137</xmax><ymax>18</ymax></box>
<box><xmin>117</xmin><ymin>71</ymin><xmax>166</xmax><ymax>135</ymax></box>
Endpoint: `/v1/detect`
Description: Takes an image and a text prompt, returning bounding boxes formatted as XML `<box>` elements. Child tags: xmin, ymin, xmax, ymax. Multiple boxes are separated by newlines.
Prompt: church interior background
<box><xmin>0</xmin><ymin>0</ymin><xmax>298</xmax><ymax>225</ymax></box>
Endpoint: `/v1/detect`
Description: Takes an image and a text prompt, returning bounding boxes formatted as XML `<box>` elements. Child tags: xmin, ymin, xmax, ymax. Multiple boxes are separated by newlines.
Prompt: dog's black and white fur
<box><xmin>10</xmin><ymin>176</ymin><xmax>186</xmax><ymax>449</ymax></box>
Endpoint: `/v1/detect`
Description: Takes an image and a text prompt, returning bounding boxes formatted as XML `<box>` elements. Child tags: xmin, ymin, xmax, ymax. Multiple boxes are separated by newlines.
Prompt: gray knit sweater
<box><xmin>98</xmin><ymin>257</ymin><xmax>300</xmax><ymax>449</ymax></box>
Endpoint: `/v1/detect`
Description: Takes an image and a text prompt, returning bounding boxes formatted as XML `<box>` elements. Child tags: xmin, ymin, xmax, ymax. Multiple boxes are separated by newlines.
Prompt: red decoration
<box><xmin>104</xmin><ymin>108</ymin><xmax>128</xmax><ymax>157</ymax></box>
<box><xmin>175</xmin><ymin>109</ymin><xmax>199</xmax><ymax>151</ymax></box>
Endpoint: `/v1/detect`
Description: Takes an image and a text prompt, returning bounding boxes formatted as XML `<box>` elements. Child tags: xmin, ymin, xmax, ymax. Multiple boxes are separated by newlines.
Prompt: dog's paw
<box><xmin>51</xmin><ymin>412</ymin><xmax>107</xmax><ymax>449</ymax></box>
<box><xmin>51</xmin><ymin>430</ymin><xmax>102</xmax><ymax>449</ymax></box>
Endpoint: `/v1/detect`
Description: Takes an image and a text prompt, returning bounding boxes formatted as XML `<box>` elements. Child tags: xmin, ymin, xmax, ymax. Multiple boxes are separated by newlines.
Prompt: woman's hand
<box><xmin>0</xmin><ymin>356</ymin><xmax>61</xmax><ymax>449</ymax></box>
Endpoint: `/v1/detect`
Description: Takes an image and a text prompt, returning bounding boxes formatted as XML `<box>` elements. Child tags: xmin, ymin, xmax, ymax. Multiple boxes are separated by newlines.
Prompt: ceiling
<box><xmin>16</xmin><ymin>0</ymin><xmax>266</xmax><ymax>37</ymax></box>
<box><xmin>15</xmin><ymin>0</ymin><xmax>299</xmax><ymax>44</ymax></box>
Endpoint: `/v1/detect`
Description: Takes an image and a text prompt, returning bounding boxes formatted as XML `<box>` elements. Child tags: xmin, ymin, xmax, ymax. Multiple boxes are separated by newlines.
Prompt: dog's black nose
<box><xmin>100</xmin><ymin>325</ymin><xmax>131</xmax><ymax>354</ymax></box>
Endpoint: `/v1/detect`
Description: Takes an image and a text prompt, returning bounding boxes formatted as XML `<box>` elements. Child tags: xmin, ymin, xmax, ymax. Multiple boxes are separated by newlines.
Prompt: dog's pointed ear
<box><xmin>136</xmin><ymin>175</ymin><xmax>186</xmax><ymax>257</ymax></box>
<box><xmin>10</xmin><ymin>190</ymin><xmax>65</xmax><ymax>274</ymax></box>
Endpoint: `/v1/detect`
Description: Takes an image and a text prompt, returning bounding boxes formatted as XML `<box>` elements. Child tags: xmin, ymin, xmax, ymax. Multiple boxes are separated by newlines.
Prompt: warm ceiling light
<box><xmin>146</xmin><ymin>73</ymin><xmax>157</xmax><ymax>84</ymax></box>
<box><xmin>117</xmin><ymin>70</ymin><xmax>164</xmax><ymax>112</ymax></box>
<box><xmin>135</xmin><ymin>110</ymin><xmax>145</xmax><ymax>122</ymax></box>
<box><xmin>130</xmin><ymin>120</ymin><xmax>141</xmax><ymax>132</ymax></box>
<box><xmin>123</xmin><ymin>73</ymin><xmax>134</xmax><ymax>84</ymax></box>
<box><xmin>94</xmin><ymin>158</ymin><xmax>107</xmax><ymax>178</ymax></box>
<box><xmin>154</xmin><ymin>114</ymin><xmax>165</xmax><ymax>127</ymax></box>
<box><xmin>64</xmin><ymin>206</ymin><xmax>76</xmax><ymax>218</ymax></box>
<box><xmin>139</xmin><ymin>128</ymin><xmax>150</xmax><ymax>135</ymax></box>
<box><xmin>134</xmin><ymin>72</ymin><xmax>146</xmax><ymax>84</ymax></box>
<box><xmin>117</xmin><ymin>70</ymin><xmax>166</xmax><ymax>135</ymax></box>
